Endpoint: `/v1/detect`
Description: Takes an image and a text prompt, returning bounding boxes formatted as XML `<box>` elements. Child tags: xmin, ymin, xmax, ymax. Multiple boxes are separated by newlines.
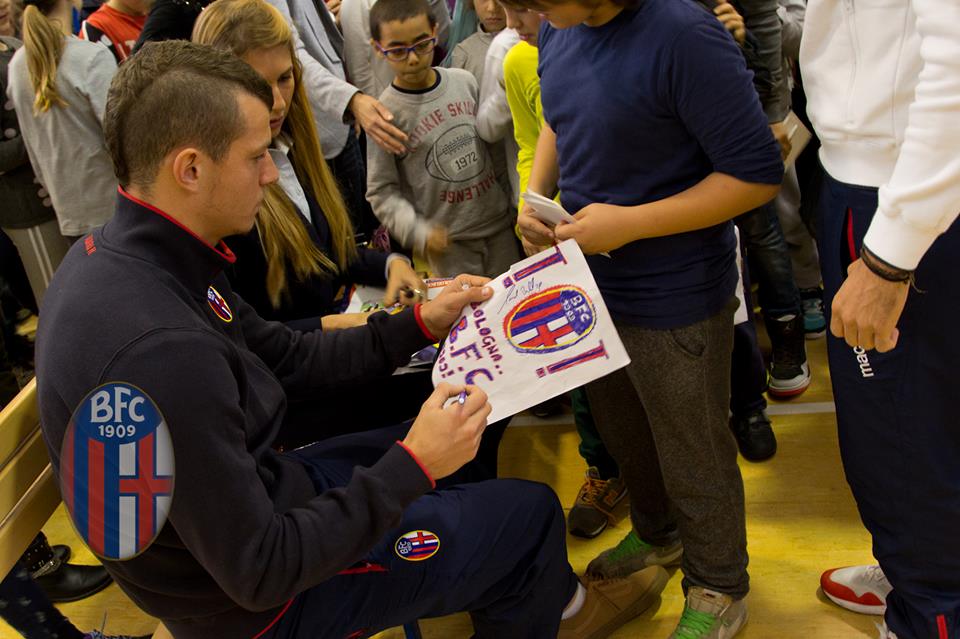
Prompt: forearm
<box><xmin>373</xmin><ymin>194</ymin><xmax>431</xmax><ymax>251</ymax></box>
<box><xmin>477</xmin><ymin>87</ymin><xmax>512</xmax><ymax>142</ymax></box>
<box><xmin>348</xmin><ymin>245</ymin><xmax>391</xmax><ymax>285</ymax></box>
<box><xmin>740</xmin><ymin>0</ymin><xmax>788</xmax><ymax>122</ymax></box>
<box><xmin>778</xmin><ymin>0</ymin><xmax>804</xmax><ymax>61</ymax></box>
<box><xmin>527</xmin><ymin>122</ymin><xmax>559</xmax><ymax>198</ymax></box>
<box><xmin>0</xmin><ymin>137</ymin><xmax>28</xmax><ymax>174</ymax></box>
<box><xmin>620</xmin><ymin>172</ymin><xmax>779</xmax><ymax>241</ymax></box>
<box><xmin>304</xmin><ymin>58</ymin><xmax>358</xmax><ymax>124</ymax></box>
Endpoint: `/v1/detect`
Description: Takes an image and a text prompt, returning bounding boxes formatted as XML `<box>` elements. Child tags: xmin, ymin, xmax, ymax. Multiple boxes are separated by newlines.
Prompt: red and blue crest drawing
<box><xmin>207</xmin><ymin>286</ymin><xmax>232</xmax><ymax>323</ymax></box>
<box><xmin>503</xmin><ymin>285</ymin><xmax>597</xmax><ymax>354</ymax></box>
<box><xmin>395</xmin><ymin>530</ymin><xmax>440</xmax><ymax>561</ymax></box>
<box><xmin>60</xmin><ymin>383</ymin><xmax>174</xmax><ymax>560</ymax></box>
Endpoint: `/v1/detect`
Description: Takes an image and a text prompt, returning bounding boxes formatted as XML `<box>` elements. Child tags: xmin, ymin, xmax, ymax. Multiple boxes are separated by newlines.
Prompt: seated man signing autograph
<box><xmin>35</xmin><ymin>41</ymin><xmax>664</xmax><ymax>639</ymax></box>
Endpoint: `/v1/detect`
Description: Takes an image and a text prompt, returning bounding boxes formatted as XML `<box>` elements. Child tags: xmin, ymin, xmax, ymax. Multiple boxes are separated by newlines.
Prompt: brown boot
<box><xmin>558</xmin><ymin>565</ymin><xmax>669</xmax><ymax>639</ymax></box>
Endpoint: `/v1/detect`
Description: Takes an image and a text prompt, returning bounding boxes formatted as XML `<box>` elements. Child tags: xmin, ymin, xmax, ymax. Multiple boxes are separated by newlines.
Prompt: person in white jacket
<box><xmin>800</xmin><ymin>2</ymin><xmax>960</xmax><ymax>638</ymax></box>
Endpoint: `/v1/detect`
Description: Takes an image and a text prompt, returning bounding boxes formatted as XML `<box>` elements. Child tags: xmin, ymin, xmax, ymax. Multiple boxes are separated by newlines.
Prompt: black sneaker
<box><xmin>765</xmin><ymin>314</ymin><xmax>810</xmax><ymax>398</ymax></box>
<box><xmin>730</xmin><ymin>409</ymin><xmax>777</xmax><ymax>461</ymax></box>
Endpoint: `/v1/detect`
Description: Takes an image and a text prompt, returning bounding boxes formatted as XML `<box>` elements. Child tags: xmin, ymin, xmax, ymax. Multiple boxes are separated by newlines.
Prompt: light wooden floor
<box><xmin>2</xmin><ymin>338</ymin><xmax>883</xmax><ymax>638</ymax></box>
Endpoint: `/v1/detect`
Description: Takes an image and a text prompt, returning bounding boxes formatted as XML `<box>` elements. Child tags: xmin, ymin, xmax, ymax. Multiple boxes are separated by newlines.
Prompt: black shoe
<box><xmin>764</xmin><ymin>314</ymin><xmax>810</xmax><ymax>398</ymax></box>
<box><xmin>730</xmin><ymin>409</ymin><xmax>777</xmax><ymax>461</ymax></box>
<box><xmin>52</xmin><ymin>544</ymin><xmax>71</xmax><ymax>565</ymax></box>
<box><xmin>35</xmin><ymin>562</ymin><xmax>113</xmax><ymax>603</ymax></box>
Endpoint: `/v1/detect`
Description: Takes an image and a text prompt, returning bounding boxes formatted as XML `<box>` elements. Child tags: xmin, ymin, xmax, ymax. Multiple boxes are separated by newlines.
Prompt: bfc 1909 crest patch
<box><xmin>395</xmin><ymin>530</ymin><xmax>440</xmax><ymax>561</ymax></box>
<box><xmin>60</xmin><ymin>382</ymin><xmax>174</xmax><ymax>560</ymax></box>
<box><xmin>503</xmin><ymin>285</ymin><xmax>597</xmax><ymax>354</ymax></box>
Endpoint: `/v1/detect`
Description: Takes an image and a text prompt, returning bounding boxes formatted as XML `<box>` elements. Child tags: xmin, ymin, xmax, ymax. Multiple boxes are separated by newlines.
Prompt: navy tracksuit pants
<box><xmin>271</xmin><ymin>422</ymin><xmax>578</xmax><ymax>639</ymax></box>
<box><xmin>817</xmin><ymin>172</ymin><xmax>960</xmax><ymax>639</ymax></box>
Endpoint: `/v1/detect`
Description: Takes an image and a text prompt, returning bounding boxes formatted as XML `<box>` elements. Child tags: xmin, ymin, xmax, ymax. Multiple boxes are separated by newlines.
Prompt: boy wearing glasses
<box><xmin>366</xmin><ymin>0</ymin><xmax>520</xmax><ymax>278</ymax></box>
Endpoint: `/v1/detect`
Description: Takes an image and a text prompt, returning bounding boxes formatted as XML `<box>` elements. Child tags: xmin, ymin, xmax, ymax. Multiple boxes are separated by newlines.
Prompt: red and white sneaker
<box><xmin>820</xmin><ymin>565</ymin><xmax>891</xmax><ymax>615</ymax></box>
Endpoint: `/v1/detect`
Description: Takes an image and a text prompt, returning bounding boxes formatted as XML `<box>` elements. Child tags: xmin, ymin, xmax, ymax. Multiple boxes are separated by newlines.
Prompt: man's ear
<box><xmin>170</xmin><ymin>148</ymin><xmax>204</xmax><ymax>193</ymax></box>
<box><xmin>370</xmin><ymin>38</ymin><xmax>384</xmax><ymax>58</ymax></box>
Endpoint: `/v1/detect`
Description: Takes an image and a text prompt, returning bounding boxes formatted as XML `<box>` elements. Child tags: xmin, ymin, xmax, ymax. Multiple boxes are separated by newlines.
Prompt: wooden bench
<box><xmin>0</xmin><ymin>379</ymin><xmax>60</xmax><ymax>578</ymax></box>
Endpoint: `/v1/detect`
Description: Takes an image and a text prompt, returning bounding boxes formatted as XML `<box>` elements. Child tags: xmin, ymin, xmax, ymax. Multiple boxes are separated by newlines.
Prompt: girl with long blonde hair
<box><xmin>7</xmin><ymin>0</ymin><xmax>117</xmax><ymax>241</ymax></box>
<box><xmin>193</xmin><ymin>0</ymin><xmax>423</xmax><ymax>331</ymax></box>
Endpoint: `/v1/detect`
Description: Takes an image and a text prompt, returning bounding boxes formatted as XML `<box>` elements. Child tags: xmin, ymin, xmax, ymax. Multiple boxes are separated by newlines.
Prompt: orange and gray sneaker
<box><xmin>567</xmin><ymin>467</ymin><xmax>627</xmax><ymax>539</ymax></box>
<box><xmin>558</xmin><ymin>565</ymin><xmax>669</xmax><ymax>639</ymax></box>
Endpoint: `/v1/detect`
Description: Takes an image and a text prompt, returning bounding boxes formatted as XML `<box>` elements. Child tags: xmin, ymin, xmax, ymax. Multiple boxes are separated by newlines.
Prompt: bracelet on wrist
<box><xmin>860</xmin><ymin>246</ymin><xmax>912</xmax><ymax>283</ymax></box>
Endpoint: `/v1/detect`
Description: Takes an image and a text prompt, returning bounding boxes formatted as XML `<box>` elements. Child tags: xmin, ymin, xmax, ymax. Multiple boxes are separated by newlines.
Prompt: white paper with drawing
<box><xmin>432</xmin><ymin>240</ymin><xmax>630</xmax><ymax>423</ymax></box>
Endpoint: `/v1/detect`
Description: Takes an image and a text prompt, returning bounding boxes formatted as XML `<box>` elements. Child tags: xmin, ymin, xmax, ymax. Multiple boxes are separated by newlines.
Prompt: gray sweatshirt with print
<box><xmin>366</xmin><ymin>67</ymin><xmax>510</xmax><ymax>252</ymax></box>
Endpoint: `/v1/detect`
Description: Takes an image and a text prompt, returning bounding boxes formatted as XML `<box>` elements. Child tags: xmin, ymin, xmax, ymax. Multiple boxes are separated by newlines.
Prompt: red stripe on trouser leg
<box><xmin>938</xmin><ymin>614</ymin><xmax>948</xmax><ymax>639</ymax></box>
<box><xmin>846</xmin><ymin>207</ymin><xmax>857</xmax><ymax>262</ymax></box>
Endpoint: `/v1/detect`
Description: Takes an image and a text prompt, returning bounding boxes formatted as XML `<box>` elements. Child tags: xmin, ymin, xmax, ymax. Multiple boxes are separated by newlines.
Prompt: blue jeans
<box><xmin>817</xmin><ymin>170</ymin><xmax>960</xmax><ymax>639</ymax></box>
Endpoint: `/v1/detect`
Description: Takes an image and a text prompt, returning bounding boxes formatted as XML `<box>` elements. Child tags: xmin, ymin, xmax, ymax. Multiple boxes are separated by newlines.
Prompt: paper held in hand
<box><xmin>432</xmin><ymin>240</ymin><xmax>631</xmax><ymax>423</ymax></box>
<box><xmin>783</xmin><ymin>110</ymin><xmax>811</xmax><ymax>169</ymax></box>
<box><xmin>523</xmin><ymin>190</ymin><xmax>611</xmax><ymax>258</ymax></box>
<box><xmin>523</xmin><ymin>190</ymin><xmax>576</xmax><ymax>226</ymax></box>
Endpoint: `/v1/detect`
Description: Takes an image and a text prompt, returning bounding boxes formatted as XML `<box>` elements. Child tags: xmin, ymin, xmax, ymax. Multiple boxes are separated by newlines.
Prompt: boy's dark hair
<box><xmin>103</xmin><ymin>40</ymin><xmax>273</xmax><ymax>189</ymax></box>
<box><xmin>369</xmin><ymin>0</ymin><xmax>437</xmax><ymax>42</ymax></box>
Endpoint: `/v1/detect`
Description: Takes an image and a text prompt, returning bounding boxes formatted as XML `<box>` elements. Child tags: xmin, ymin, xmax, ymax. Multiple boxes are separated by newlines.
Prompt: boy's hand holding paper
<box><xmin>520</xmin><ymin>190</ymin><xmax>612</xmax><ymax>257</ymax></box>
<box><xmin>523</xmin><ymin>190</ymin><xmax>576</xmax><ymax>226</ymax></box>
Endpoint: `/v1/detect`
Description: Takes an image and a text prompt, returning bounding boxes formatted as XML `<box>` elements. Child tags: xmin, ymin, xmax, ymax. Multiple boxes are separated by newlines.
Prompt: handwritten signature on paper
<box><xmin>498</xmin><ymin>276</ymin><xmax>543</xmax><ymax>314</ymax></box>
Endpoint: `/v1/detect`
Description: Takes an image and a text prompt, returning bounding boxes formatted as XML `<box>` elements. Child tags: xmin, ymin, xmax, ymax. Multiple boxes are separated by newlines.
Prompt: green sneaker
<box><xmin>585</xmin><ymin>530</ymin><xmax>683</xmax><ymax>580</ymax></box>
<box><xmin>668</xmin><ymin>587</ymin><xmax>747</xmax><ymax>638</ymax></box>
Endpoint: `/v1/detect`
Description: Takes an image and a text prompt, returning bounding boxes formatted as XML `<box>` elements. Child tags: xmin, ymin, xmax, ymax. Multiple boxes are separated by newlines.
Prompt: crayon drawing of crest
<box><xmin>503</xmin><ymin>285</ymin><xmax>597</xmax><ymax>354</ymax></box>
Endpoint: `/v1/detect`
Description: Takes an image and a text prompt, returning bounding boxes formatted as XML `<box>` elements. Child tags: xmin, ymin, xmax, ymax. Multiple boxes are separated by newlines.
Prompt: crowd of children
<box><xmin>0</xmin><ymin>0</ymin><xmax>957</xmax><ymax>637</ymax></box>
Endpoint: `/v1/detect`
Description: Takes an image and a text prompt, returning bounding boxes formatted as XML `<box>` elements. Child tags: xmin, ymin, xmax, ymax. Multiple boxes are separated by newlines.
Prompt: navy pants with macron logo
<box><xmin>817</xmin><ymin>171</ymin><xmax>960</xmax><ymax>639</ymax></box>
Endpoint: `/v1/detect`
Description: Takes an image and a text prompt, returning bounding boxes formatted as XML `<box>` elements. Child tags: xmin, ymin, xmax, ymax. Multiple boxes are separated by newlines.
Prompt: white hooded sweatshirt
<box><xmin>800</xmin><ymin>0</ymin><xmax>960</xmax><ymax>270</ymax></box>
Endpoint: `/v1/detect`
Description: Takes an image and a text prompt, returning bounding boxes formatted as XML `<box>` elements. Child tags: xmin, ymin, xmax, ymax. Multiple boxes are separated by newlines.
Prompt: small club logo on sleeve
<box><xmin>60</xmin><ymin>383</ymin><xmax>175</xmax><ymax>560</ymax></box>
<box><xmin>395</xmin><ymin>530</ymin><xmax>440</xmax><ymax>561</ymax></box>
<box><xmin>207</xmin><ymin>286</ymin><xmax>233</xmax><ymax>322</ymax></box>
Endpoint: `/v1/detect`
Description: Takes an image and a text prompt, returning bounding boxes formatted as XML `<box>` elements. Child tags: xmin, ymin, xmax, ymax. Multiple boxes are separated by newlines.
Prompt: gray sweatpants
<box><xmin>3</xmin><ymin>220</ymin><xmax>70</xmax><ymax>310</ymax></box>
<box><xmin>428</xmin><ymin>225</ymin><xmax>522</xmax><ymax>279</ymax></box>
<box><xmin>586</xmin><ymin>298</ymin><xmax>749</xmax><ymax>598</ymax></box>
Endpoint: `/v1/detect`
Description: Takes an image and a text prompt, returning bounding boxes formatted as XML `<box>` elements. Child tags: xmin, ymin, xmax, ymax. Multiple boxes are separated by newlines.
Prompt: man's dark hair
<box><xmin>369</xmin><ymin>0</ymin><xmax>437</xmax><ymax>42</ymax></box>
<box><xmin>103</xmin><ymin>40</ymin><xmax>273</xmax><ymax>189</ymax></box>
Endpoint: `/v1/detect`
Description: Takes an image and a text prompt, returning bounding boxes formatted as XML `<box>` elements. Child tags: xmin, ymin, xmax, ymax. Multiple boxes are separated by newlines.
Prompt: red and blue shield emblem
<box><xmin>395</xmin><ymin>530</ymin><xmax>440</xmax><ymax>561</ymax></box>
<box><xmin>207</xmin><ymin>286</ymin><xmax>232</xmax><ymax>322</ymax></box>
<box><xmin>503</xmin><ymin>285</ymin><xmax>597</xmax><ymax>354</ymax></box>
<box><xmin>60</xmin><ymin>383</ymin><xmax>174</xmax><ymax>560</ymax></box>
